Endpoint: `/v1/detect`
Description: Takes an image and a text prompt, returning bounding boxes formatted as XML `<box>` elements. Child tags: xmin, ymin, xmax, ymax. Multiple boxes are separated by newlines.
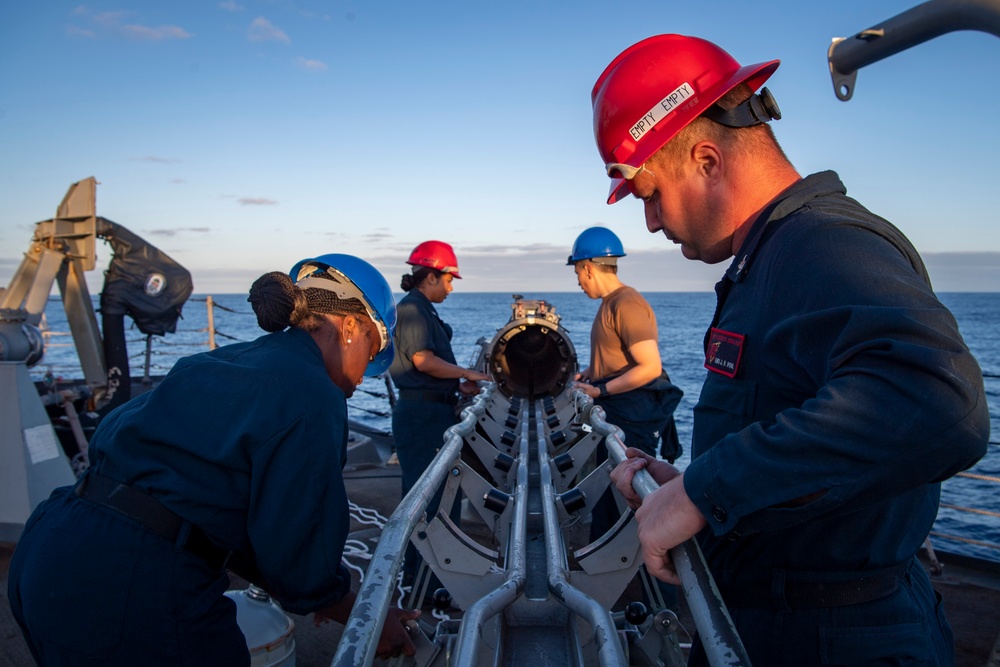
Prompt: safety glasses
<box><xmin>605</xmin><ymin>162</ymin><xmax>646</xmax><ymax>180</ymax></box>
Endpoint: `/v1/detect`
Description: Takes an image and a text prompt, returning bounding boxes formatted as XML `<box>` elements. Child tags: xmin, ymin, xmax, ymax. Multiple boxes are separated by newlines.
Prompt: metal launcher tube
<box><xmin>332</xmin><ymin>296</ymin><xmax>751</xmax><ymax>666</ymax></box>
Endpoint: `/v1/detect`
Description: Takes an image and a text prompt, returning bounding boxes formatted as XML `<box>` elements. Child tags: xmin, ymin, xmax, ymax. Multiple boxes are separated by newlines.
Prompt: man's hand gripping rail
<box><xmin>572</xmin><ymin>389</ymin><xmax>753</xmax><ymax>667</ymax></box>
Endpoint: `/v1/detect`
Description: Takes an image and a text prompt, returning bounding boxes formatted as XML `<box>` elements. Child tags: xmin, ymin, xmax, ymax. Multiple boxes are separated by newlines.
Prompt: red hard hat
<box><xmin>406</xmin><ymin>240</ymin><xmax>462</xmax><ymax>278</ymax></box>
<box><xmin>592</xmin><ymin>35</ymin><xmax>779</xmax><ymax>204</ymax></box>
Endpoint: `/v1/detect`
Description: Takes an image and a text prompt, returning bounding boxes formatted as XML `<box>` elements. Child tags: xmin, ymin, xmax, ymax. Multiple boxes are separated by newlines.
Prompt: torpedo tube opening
<box><xmin>477</xmin><ymin>297</ymin><xmax>577</xmax><ymax>400</ymax></box>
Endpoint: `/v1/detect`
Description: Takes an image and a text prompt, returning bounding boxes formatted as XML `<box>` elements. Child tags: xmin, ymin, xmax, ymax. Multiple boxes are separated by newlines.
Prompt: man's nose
<box><xmin>644</xmin><ymin>202</ymin><xmax>662</xmax><ymax>233</ymax></box>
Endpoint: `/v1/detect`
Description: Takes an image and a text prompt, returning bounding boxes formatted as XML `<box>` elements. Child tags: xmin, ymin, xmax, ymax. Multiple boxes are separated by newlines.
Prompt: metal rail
<box><xmin>451</xmin><ymin>410</ymin><xmax>529</xmax><ymax>663</ymax></box>
<box><xmin>828</xmin><ymin>0</ymin><xmax>1000</xmax><ymax>100</ymax></box>
<box><xmin>331</xmin><ymin>387</ymin><xmax>496</xmax><ymax>667</ymax></box>
<box><xmin>575</xmin><ymin>393</ymin><xmax>752</xmax><ymax>667</ymax></box>
<box><xmin>537</xmin><ymin>404</ymin><xmax>630</xmax><ymax>666</ymax></box>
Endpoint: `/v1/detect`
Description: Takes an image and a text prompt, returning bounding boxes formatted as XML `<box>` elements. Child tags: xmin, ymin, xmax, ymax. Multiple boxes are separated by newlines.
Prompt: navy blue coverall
<box><xmin>389</xmin><ymin>288</ymin><xmax>461</xmax><ymax>585</ymax></box>
<box><xmin>8</xmin><ymin>327</ymin><xmax>353</xmax><ymax>666</ymax></box>
<box><xmin>389</xmin><ymin>289</ymin><xmax>461</xmax><ymax>499</ymax></box>
<box><xmin>682</xmin><ymin>171</ymin><xmax>989</xmax><ymax>666</ymax></box>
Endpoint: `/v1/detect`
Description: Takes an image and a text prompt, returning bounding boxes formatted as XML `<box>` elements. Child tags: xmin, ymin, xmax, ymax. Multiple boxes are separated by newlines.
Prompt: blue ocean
<box><xmin>35</xmin><ymin>292</ymin><xmax>1000</xmax><ymax>564</ymax></box>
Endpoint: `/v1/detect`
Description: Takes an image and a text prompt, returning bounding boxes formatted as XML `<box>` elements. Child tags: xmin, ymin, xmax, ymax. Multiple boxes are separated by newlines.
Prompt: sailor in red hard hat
<box><xmin>600</xmin><ymin>34</ymin><xmax>988</xmax><ymax>667</ymax></box>
<box><xmin>388</xmin><ymin>240</ymin><xmax>489</xmax><ymax>592</ymax></box>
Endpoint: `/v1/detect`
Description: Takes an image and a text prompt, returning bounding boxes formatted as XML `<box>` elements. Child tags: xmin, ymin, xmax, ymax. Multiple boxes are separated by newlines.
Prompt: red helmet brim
<box><xmin>607</xmin><ymin>178</ymin><xmax>630</xmax><ymax>205</ymax></box>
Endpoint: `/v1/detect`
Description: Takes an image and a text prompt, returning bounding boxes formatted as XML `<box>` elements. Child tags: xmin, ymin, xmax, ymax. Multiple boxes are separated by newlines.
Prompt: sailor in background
<box><xmin>598</xmin><ymin>35</ymin><xmax>989</xmax><ymax>666</ymax></box>
<box><xmin>8</xmin><ymin>254</ymin><xmax>418</xmax><ymax>666</ymax></box>
<box><xmin>389</xmin><ymin>240</ymin><xmax>489</xmax><ymax>586</ymax></box>
<box><xmin>569</xmin><ymin>226</ymin><xmax>683</xmax><ymax>465</ymax></box>
<box><xmin>568</xmin><ymin>227</ymin><xmax>683</xmax><ymax>609</ymax></box>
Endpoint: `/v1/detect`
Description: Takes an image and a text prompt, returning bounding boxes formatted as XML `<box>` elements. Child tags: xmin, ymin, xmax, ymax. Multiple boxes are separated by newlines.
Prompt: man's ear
<box><xmin>691</xmin><ymin>140</ymin><xmax>723</xmax><ymax>183</ymax></box>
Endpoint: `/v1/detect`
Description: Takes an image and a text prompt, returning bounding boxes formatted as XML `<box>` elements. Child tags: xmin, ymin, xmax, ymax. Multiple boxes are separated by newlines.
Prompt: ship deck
<box><xmin>3</xmin><ymin>449</ymin><xmax>1000</xmax><ymax>667</ymax></box>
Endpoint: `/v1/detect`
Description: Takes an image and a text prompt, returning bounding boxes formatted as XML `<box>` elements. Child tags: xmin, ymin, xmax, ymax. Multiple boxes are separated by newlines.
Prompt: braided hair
<box><xmin>248</xmin><ymin>271</ymin><xmax>369</xmax><ymax>332</ymax></box>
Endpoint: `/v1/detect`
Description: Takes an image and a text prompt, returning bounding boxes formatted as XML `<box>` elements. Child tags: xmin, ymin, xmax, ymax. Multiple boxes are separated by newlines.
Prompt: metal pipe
<box><xmin>575</xmin><ymin>391</ymin><xmax>752</xmax><ymax>667</ymax></box>
<box><xmin>452</xmin><ymin>407</ymin><xmax>530</xmax><ymax>662</ymax></box>
<box><xmin>829</xmin><ymin>0</ymin><xmax>1000</xmax><ymax>100</ymax></box>
<box><xmin>331</xmin><ymin>386</ymin><xmax>495</xmax><ymax>667</ymax></box>
<box><xmin>537</xmin><ymin>404</ymin><xmax>628</xmax><ymax>667</ymax></box>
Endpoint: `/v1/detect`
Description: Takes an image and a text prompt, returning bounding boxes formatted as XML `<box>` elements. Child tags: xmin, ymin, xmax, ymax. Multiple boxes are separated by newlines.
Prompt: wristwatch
<box><xmin>598</xmin><ymin>384</ymin><xmax>609</xmax><ymax>398</ymax></box>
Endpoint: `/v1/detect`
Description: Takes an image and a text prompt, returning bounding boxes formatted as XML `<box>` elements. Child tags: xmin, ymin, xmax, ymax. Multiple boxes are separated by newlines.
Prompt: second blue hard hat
<box><xmin>567</xmin><ymin>227</ymin><xmax>626</xmax><ymax>265</ymax></box>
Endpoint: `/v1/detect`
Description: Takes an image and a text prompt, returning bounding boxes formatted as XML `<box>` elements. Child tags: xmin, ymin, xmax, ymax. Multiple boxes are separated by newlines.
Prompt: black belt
<box><xmin>397</xmin><ymin>389</ymin><xmax>458</xmax><ymax>405</ymax></box>
<box><xmin>75</xmin><ymin>471</ymin><xmax>231</xmax><ymax>571</ymax></box>
<box><xmin>719</xmin><ymin>564</ymin><xmax>907</xmax><ymax>609</ymax></box>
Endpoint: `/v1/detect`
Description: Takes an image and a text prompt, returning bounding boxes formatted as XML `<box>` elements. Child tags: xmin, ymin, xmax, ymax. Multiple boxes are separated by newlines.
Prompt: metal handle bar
<box><xmin>575</xmin><ymin>392</ymin><xmax>753</xmax><ymax>667</ymax></box>
<box><xmin>331</xmin><ymin>386</ymin><xmax>496</xmax><ymax>667</ymax></box>
<box><xmin>537</xmin><ymin>403</ymin><xmax>630</xmax><ymax>666</ymax></box>
<box><xmin>451</xmin><ymin>408</ymin><xmax>530</xmax><ymax>663</ymax></box>
<box><xmin>829</xmin><ymin>0</ymin><xmax>1000</xmax><ymax>100</ymax></box>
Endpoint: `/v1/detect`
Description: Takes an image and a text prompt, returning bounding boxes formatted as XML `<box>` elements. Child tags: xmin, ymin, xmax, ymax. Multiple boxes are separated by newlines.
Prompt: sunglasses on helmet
<box><xmin>605</xmin><ymin>162</ymin><xmax>647</xmax><ymax>181</ymax></box>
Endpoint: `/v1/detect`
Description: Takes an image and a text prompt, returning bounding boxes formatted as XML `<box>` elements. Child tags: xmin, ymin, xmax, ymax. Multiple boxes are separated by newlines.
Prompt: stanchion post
<box><xmin>206</xmin><ymin>295</ymin><xmax>217</xmax><ymax>350</ymax></box>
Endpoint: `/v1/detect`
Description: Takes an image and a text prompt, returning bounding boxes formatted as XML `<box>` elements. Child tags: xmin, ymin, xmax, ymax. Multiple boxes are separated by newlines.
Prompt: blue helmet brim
<box><xmin>365</xmin><ymin>339</ymin><xmax>395</xmax><ymax>377</ymax></box>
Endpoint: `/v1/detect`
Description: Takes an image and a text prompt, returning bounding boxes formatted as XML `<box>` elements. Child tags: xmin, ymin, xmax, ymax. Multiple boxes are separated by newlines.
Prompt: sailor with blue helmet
<box><xmin>8</xmin><ymin>254</ymin><xmax>419</xmax><ymax>665</ymax></box>
<box><xmin>568</xmin><ymin>227</ymin><xmax>684</xmax><ymax>610</ymax></box>
<box><xmin>568</xmin><ymin>226</ymin><xmax>683</xmax><ymax>464</ymax></box>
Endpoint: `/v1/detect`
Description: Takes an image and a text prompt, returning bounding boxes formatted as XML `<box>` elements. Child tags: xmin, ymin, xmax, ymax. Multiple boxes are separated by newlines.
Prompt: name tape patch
<box><xmin>705</xmin><ymin>327</ymin><xmax>745</xmax><ymax>378</ymax></box>
<box><xmin>629</xmin><ymin>82</ymin><xmax>694</xmax><ymax>142</ymax></box>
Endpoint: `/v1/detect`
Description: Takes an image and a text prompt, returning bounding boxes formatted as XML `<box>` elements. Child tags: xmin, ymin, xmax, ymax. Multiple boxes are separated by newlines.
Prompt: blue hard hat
<box><xmin>289</xmin><ymin>254</ymin><xmax>397</xmax><ymax>376</ymax></box>
<box><xmin>567</xmin><ymin>227</ymin><xmax>627</xmax><ymax>265</ymax></box>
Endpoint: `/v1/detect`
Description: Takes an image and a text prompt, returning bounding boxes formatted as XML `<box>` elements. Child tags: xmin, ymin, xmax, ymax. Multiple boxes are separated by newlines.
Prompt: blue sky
<box><xmin>2</xmin><ymin>1</ymin><xmax>999</xmax><ymax>295</ymax></box>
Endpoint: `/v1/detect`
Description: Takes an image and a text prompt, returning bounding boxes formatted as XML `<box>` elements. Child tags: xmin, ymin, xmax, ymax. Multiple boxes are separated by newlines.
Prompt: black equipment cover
<box><xmin>97</xmin><ymin>217</ymin><xmax>193</xmax><ymax>336</ymax></box>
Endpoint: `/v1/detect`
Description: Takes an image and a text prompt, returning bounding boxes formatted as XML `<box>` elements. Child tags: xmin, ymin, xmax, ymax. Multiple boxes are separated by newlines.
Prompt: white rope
<box><xmin>348</xmin><ymin>499</ymin><xmax>389</xmax><ymax>526</ymax></box>
<box><xmin>343</xmin><ymin>538</ymin><xmax>374</xmax><ymax>559</ymax></box>
<box><xmin>344</xmin><ymin>501</ymin><xmax>454</xmax><ymax>621</ymax></box>
<box><xmin>341</xmin><ymin>559</ymin><xmax>367</xmax><ymax>582</ymax></box>
<box><xmin>342</xmin><ymin>503</ymin><xmax>390</xmax><ymax>583</ymax></box>
<box><xmin>396</xmin><ymin>578</ymin><xmax>410</xmax><ymax>607</ymax></box>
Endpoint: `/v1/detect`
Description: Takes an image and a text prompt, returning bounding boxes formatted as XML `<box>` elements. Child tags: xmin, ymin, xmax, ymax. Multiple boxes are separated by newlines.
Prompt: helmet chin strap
<box><xmin>702</xmin><ymin>87</ymin><xmax>782</xmax><ymax>127</ymax></box>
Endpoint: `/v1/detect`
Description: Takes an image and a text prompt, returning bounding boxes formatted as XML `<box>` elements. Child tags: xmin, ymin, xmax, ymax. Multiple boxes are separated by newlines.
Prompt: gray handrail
<box><xmin>331</xmin><ymin>386</ymin><xmax>495</xmax><ymax>667</ymax></box>
<box><xmin>451</xmin><ymin>410</ymin><xmax>530</xmax><ymax>662</ymax></box>
<box><xmin>575</xmin><ymin>393</ymin><xmax>752</xmax><ymax>667</ymax></box>
<box><xmin>829</xmin><ymin>0</ymin><xmax>1000</xmax><ymax>100</ymax></box>
<box><xmin>537</xmin><ymin>404</ymin><xmax>629</xmax><ymax>666</ymax></box>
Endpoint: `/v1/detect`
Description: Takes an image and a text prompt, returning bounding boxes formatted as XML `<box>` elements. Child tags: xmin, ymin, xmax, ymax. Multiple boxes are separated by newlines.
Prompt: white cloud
<box><xmin>237</xmin><ymin>197</ymin><xmax>278</xmax><ymax>206</ymax></box>
<box><xmin>923</xmin><ymin>253</ymin><xmax>1000</xmax><ymax>292</ymax></box>
<box><xmin>93</xmin><ymin>11</ymin><xmax>126</xmax><ymax>26</ymax></box>
<box><xmin>148</xmin><ymin>227</ymin><xmax>211</xmax><ymax>237</ymax></box>
<box><xmin>131</xmin><ymin>156</ymin><xmax>182</xmax><ymax>164</ymax></box>
<box><xmin>84</xmin><ymin>11</ymin><xmax>191</xmax><ymax>41</ymax></box>
<box><xmin>355</xmin><ymin>243</ymin><xmax>725</xmax><ymax>293</ymax></box>
<box><xmin>67</xmin><ymin>25</ymin><xmax>96</xmax><ymax>38</ymax></box>
<box><xmin>295</xmin><ymin>57</ymin><xmax>328</xmax><ymax>72</ymax></box>
<box><xmin>248</xmin><ymin>17</ymin><xmax>290</xmax><ymax>43</ymax></box>
<box><xmin>219</xmin><ymin>1</ymin><xmax>244</xmax><ymax>11</ymax></box>
<box><xmin>119</xmin><ymin>24</ymin><xmax>192</xmax><ymax>41</ymax></box>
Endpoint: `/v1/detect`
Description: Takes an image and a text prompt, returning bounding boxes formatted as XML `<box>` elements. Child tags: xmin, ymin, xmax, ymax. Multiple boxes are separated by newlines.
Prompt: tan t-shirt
<box><xmin>590</xmin><ymin>286</ymin><xmax>658</xmax><ymax>381</ymax></box>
